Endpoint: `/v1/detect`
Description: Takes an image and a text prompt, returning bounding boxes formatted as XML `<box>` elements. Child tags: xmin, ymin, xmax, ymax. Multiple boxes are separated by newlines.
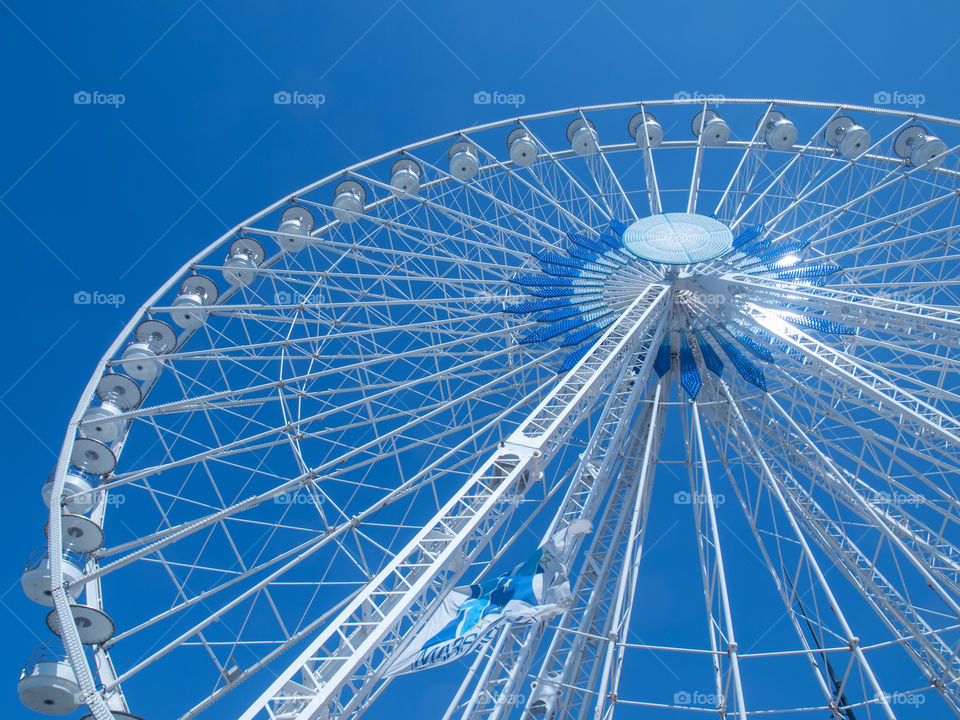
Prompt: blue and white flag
<box><xmin>384</xmin><ymin>521</ymin><xmax>591</xmax><ymax>677</ymax></box>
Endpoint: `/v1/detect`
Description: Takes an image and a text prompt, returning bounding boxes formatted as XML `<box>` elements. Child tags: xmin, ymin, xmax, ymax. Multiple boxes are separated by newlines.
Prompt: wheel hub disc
<box><xmin>623</xmin><ymin>212</ymin><xmax>733</xmax><ymax>264</ymax></box>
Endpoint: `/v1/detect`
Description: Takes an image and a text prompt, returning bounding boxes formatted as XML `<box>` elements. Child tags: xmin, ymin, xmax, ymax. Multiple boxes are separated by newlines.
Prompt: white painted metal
<box><xmin>459</xmin><ymin>313</ymin><xmax>671</xmax><ymax>720</ymax></box>
<box><xmin>524</xmin><ymin>382</ymin><xmax>667</xmax><ymax>720</ymax></box>
<box><xmin>31</xmin><ymin>99</ymin><xmax>960</xmax><ymax>720</ymax></box>
<box><xmin>239</xmin><ymin>288</ymin><xmax>669</xmax><ymax>720</ymax></box>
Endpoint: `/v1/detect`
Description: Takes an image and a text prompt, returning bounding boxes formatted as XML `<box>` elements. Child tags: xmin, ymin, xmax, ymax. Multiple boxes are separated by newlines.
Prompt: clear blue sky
<box><xmin>2</xmin><ymin>1</ymin><xmax>959</xmax><ymax>717</ymax></box>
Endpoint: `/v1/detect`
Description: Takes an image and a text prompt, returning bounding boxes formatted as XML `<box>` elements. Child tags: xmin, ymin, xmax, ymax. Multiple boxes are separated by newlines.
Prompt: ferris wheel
<box><xmin>18</xmin><ymin>98</ymin><xmax>960</xmax><ymax>720</ymax></box>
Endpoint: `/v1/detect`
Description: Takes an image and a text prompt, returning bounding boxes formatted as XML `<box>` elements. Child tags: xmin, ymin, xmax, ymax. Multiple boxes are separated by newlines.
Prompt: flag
<box><xmin>383</xmin><ymin>521</ymin><xmax>591</xmax><ymax>677</ymax></box>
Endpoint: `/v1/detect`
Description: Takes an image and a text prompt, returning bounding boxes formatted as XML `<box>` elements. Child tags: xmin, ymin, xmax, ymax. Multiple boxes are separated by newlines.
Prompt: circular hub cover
<box><xmin>623</xmin><ymin>213</ymin><xmax>734</xmax><ymax>264</ymax></box>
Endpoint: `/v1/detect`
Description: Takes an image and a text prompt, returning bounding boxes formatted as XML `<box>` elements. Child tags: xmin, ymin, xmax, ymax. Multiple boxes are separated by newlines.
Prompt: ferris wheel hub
<box><xmin>623</xmin><ymin>213</ymin><xmax>734</xmax><ymax>265</ymax></box>
<box><xmin>673</xmin><ymin>275</ymin><xmax>742</xmax><ymax>313</ymax></box>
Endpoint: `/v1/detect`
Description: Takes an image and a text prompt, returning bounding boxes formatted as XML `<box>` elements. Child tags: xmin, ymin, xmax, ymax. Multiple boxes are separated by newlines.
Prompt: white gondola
<box><xmin>276</xmin><ymin>206</ymin><xmax>315</xmax><ymax>252</ymax></box>
<box><xmin>566</xmin><ymin>118</ymin><xmax>598</xmax><ymax>155</ymax></box>
<box><xmin>628</xmin><ymin>111</ymin><xmax>664</xmax><ymax>149</ymax></box>
<box><xmin>825</xmin><ymin>115</ymin><xmax>871</xmax><ymax>158</ymax></box>
<box><xmin>390</xmin><ymin>158</ymin><xmax>422</xmax><ymax>196</ymax></box>
<box><xmin>895</xmin><ymin>124</ymin><xmax>948</xmax><ymax>169</ymax></box>
<box><xmin>757</xmin><ymin>110</ymin><xmax>798</xmax><ymax>150</ymax></box>
<box><xmin>448</xmin><ymin>140</ymin><xmax>480</xmax><ymax>181</ymax></box>
<box><xmin>507</xmin><ymin>127</ymin><xmax>538</xmax><ymax>166</ymax></box>
<box><xmin>18</xmin><ymin>647</ymin><xmax>83</xmax><ymax>715</ymax></box>
<box><xmin>45</xmin><ymin>514</ymin><xmax>105</xmax><ymax>554</ymax></box>
<box><xmin>42</xmin><ymin>473</ymin><xmax>96</xmax><ymax>515</ymax></box>
<box><xmin>47</xmin><ymin>604</ymin><xmax>116</xmax><ymax>645</ymax></box>
<box><xmin>332</xmin><ymin>180</ymin><xmax>366</xmax><ymax>223</ymax></box>
<box><xmin>528</xmin><ymin>671</ymin><xmax>561</xmax><ymax>716</ymax></box>
<box><xmin>70</xmin><ymin>437</ymin><xmax>116</xmax><ymax>477</ymax></box>
<box><xmin>78</xmin><ymin>373</ymin><xmax>140</xmax><ymax>444</ymax></box>
<box><xmin>21</xmin><ymin>551</ymin><xmax>85</xmax><ymax>606</ymax></box>
<box><xmin>692</xmin><ymin>109</ymin><xmax>730</xmax><ymax>146</ymax></box>
<box><xmin>222</xmin><ymin>237</ymin><xmax>265</xmax><ymax>287</ymax></box>
<box><xmin>78</xmin><ymin>403</ymin><xmax>124</xmax><ymax>443</ymax></box>
<box><xmin>170</xmin><ymin>274</ymin><xmax>218</xmax><ymax>330</ymax></box>
<box><xmin>120</xmin><ymin>319</ymin><xmax>176</xmax><ymax>382</ymax></box>
<box><xmin>97</xmin><ymin>372</ymin><xmax>142</xmax><ymax>410</ymax></box>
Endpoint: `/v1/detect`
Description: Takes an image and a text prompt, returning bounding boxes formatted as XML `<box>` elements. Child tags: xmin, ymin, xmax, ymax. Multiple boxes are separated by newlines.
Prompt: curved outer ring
<box><xmin>44</xmin><ymin>98</ymin><xmax>960</xmax><ymax>718</ymax></box>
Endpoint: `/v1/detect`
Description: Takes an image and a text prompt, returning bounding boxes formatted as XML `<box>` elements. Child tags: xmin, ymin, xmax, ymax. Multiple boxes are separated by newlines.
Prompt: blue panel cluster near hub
<box><xmin>679</xmin><ymin>333</ymin><xmax>703</xmax><ymax>400</ymax></box>
<box><xmin>732</xmin><ymin>224</ymin><xmax>764</xmax><ymax>249</ymax></box>
<box><xmin>506</xmin><ymin>222</ymin><xmax>635</xmax><ymax>372</ymax></box>
<box><xmin>504</xmin><ymin>213</ymin><xmax>846</xmax><ymax>388</ymax></box>
<box><xmin>708</xmin><ymin>326</ymin><xmax>768</xmax><ymax>392</ymax></box>
<box><xmin>694</xmin><ymin>329</ymin><xmax>723</xmax><ymax>377</ymax></box>
<box><xmin>510</xmin><ymin>274</ymin><xmax>603</xmax><ymax>289</ymax></box>
<box><xmin>654</xmin><ymin>336</ymin><xmax>672</xmax><ymax>377</ymax></box>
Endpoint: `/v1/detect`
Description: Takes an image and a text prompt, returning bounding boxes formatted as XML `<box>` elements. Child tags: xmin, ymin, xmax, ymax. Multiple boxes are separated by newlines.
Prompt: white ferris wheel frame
<box><xmin>41</xmin><ymin>97</ymin><xmax>960</xmax><ymax>720</ymax></box>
